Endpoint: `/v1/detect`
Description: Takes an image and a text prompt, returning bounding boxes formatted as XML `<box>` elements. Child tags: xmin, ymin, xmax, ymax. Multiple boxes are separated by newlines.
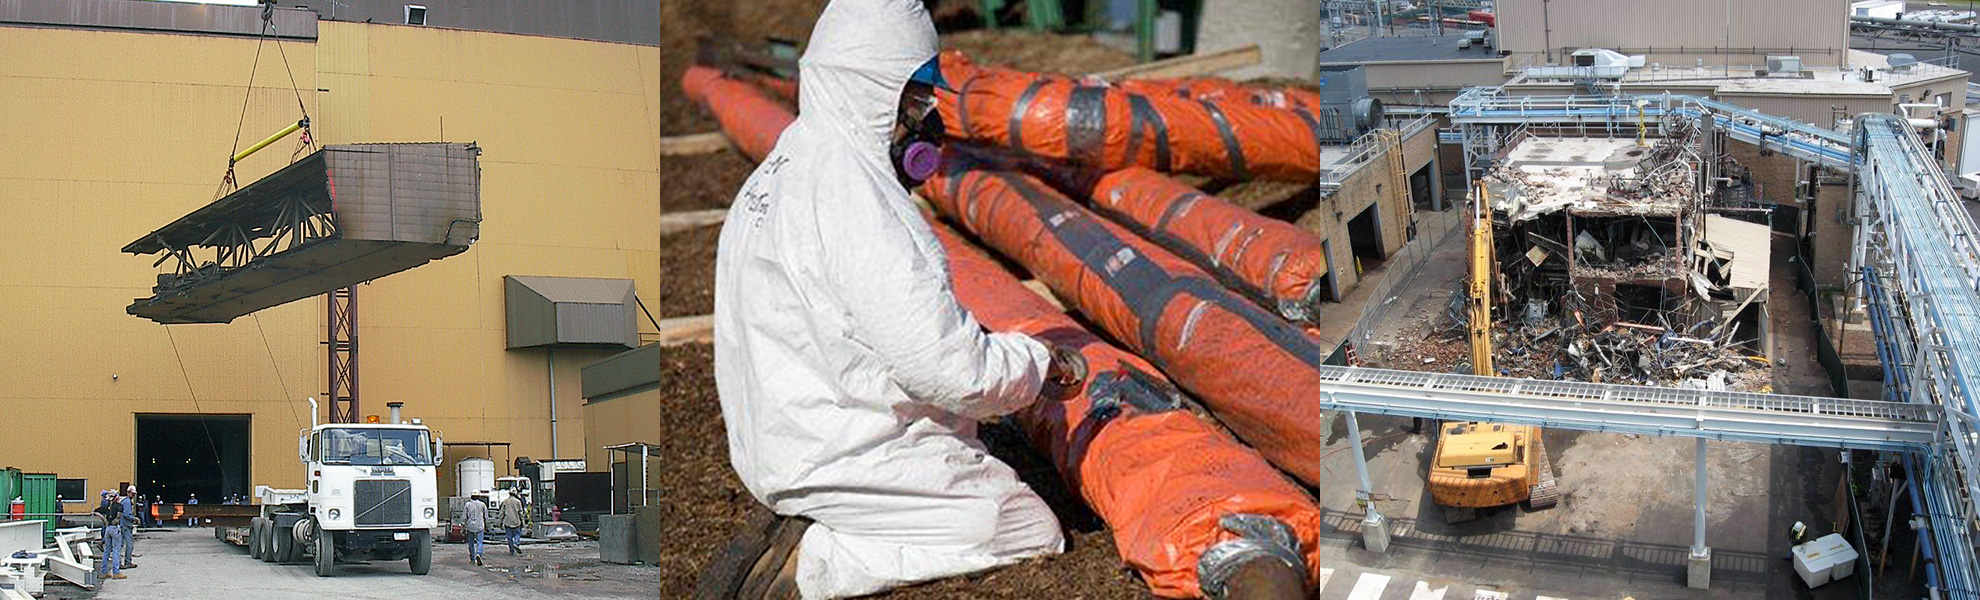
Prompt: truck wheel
<box><xmin>313</xmin><ymin>531</ymin><xmax>336</xmax><ymax>577</ymax></box>
<box><xmin>409</xmin><ymin>534</ymin><xmax>432</xmax><ymax>575</ymax></box>
<box><xmin>262</xmin><ymin>519</ymin><xmax>280</xmax><ymax>562</ymax></box>
<box><xmin>248</xmin><ymin>517</ymin><xmax>265</xmax><ymax>560</ymax></box>
<box><xmin>272</xmin><ymin>523</ymin><xmax>295</xmax><ymax>563</ymax></box>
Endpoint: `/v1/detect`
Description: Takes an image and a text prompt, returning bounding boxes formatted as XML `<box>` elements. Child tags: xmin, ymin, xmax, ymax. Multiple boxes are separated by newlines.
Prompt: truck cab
<box><xmin>246</xmin><ymin>421</ymin><xmax>444</xmax><ymax>576</ymax></box>
<box><xmin>304</xmin><ymin>424</ymin><xmax>443</xmax><ymax>535</ymax></box>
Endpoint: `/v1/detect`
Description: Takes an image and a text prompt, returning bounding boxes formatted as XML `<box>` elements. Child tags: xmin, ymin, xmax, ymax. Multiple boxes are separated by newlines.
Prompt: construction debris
<box><xmin>1384</xmin><ymin>120</ymin><xmax>1775</xmax><ymax>393</ymax></box>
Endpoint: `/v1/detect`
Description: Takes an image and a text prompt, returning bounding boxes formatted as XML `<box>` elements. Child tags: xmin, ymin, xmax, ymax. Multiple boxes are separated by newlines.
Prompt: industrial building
<box><xmin>0</xmin><ymin>0</ymin><xmax>661</xmax><ymax>520</ymax></box>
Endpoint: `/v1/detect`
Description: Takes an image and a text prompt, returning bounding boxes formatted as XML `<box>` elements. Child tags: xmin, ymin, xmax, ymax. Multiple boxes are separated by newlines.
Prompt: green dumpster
<box><xmin>23</xmin><ymin>473</ymin><xmax>55</xmax><ymax>542</ymax></box>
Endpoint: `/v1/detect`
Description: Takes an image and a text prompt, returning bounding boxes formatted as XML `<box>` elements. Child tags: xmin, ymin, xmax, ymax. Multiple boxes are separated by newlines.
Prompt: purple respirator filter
<box><xmin>901</xmin><ymin>141</ymin><xmax>942</xmax><ymax>182</ymax></box>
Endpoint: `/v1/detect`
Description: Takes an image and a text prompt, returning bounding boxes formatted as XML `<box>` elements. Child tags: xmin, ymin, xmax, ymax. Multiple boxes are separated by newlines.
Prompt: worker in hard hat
<box><xmin>120</xmin><ymin>486</ymin><xmax>138</xmax><ymax>570</ymax></box>
<box><xmin>708</xmin><ymin>1</ymin><xmax>1086</xmax><ymax>598</ymax></box>
<box><xmin>1785</xmin><ymin>520</ymin><xmax>1809</xmax><ymax>559</ymax></box>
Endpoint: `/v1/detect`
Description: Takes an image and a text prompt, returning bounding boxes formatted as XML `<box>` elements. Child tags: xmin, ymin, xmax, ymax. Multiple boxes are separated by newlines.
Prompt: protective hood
<box><xmin>797</xmin><ymin>0</ymin><xmax>938</xmax><ymax>159</ymax></box>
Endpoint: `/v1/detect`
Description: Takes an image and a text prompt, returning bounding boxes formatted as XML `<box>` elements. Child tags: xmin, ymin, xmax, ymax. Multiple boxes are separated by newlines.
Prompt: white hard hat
<box><xmin>1792</xmin><ymin>521</ymin><xmax>1807</xmax><ymax>536</ymax></box>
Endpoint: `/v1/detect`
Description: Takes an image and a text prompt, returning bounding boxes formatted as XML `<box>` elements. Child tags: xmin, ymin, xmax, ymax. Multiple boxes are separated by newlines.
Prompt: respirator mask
<box><xmin>892</xmin><ymin>57</ymin><xmax>952</xmax><ymax>188</ymax></box>
<box><xmin>891</xmin><ymin>89</ymin><xmax>944</xmax><ymax>188</ymax></box>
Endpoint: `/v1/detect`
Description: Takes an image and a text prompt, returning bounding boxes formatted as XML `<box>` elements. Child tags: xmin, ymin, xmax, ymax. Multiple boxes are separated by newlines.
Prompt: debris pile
<box><xmin>1386</xmin><ymin>122</ymin><xmax>1774</xmax><ymax>393</ymax></box>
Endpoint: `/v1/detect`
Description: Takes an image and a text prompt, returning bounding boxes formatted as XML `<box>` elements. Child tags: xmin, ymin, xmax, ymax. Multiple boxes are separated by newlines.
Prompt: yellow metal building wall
<box><xmin>0</xmin><ymin>21</ymin><xmax>660</xmax><ymax>504</ymax></box>
<box><xmin>1495</xmin><ymin>0</ymin><xmax>1851</xmax><ymax>68</ymax></box>
<box><xmin>0</xmin><ymin>26</ymin><xmax>324</xmax><ymax>506</ymax></box>
<box><xmin>312</xmin><ymin>21</ymin><xmax>661</xmax><ymax>490</ymax></box>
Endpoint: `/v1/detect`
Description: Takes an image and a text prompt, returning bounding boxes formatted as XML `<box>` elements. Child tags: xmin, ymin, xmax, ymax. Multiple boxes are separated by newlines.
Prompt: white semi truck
<box><xmin>242</xmin><ymin>400</ymin><xmax>443</xmax><ymax>576</ymax></box>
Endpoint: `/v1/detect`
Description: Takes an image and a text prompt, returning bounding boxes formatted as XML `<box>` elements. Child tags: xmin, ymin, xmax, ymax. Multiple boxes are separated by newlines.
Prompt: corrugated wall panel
<box><xmin>315</xmin><ymin>21</ymin><xmax>370</xmax><ymax>145</ymax></box>
<box><xmin>555</xmin><ymin>301</ymin><xmax>636</xmax><ymax>346</ymax></box>
<box><xmin>1496</xmin><ymin>0</ymin><xmax>1848</xmax><ymax>67</ymax></box>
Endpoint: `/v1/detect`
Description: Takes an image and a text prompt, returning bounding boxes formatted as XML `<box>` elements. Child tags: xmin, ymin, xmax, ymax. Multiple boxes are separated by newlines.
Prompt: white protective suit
<box><xmin>710</xmin><ymin>1</ymin><xmax>1065</xmax><ymax>597</ymax></box>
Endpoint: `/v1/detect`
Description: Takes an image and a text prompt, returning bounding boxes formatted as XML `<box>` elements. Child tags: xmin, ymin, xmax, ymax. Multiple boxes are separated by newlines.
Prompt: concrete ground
<box><xmin>65</xmin><ymin>527</ymin><xmax>653</xmax><ymax>600</ymax></box>
<box><xmin>1320</xmin><ymin>417</ymin><xmax>1851</xmax><ymax>599</ymax></box>
<box><xmin>1319</xmin><ymin>213</ymin><xmax>1875</xmax><ymax>599</ymax></box>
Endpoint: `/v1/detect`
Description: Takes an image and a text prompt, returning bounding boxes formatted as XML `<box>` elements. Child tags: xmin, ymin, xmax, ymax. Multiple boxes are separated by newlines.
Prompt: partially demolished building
<box><xmin>1475</xmin><ymin>121</ymin><xmax>1774</xmax><ymax>390</ymax></box>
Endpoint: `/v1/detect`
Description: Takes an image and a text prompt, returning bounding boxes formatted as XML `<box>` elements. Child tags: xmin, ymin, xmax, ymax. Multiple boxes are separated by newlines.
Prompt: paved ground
<box><xmin>68</xmin><ymin>527</ymin><xmax>653</xmax><ymax>599</ymax></box>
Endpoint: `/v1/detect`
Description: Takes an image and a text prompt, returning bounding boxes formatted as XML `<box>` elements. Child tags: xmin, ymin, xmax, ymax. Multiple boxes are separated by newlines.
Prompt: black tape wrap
<box><xmin>1007</xmin><ymin>79</ymin><xmax>1050</xmax><ymax>153</ymax></box>
<box><xmin>1125</xmin><ymin>94</ymin><xmax>1173</xmax><ymax>173</ymax></box>
<box><xmin>1066</xmin><ymin>85</ymin><xmax>1109</xmax><ymax>167</ymax></box>
<box><xmin>1198</xmin><ymin>100</ymin><xmax>1249</xmax><ymax>179</ymax></box>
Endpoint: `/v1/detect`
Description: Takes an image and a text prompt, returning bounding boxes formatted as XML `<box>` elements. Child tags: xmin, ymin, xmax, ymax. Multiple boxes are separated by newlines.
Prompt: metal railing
<box><xmin>1318</xmin><ymin>115</ymin><xmax>1437</xmax><ymax>193</ymax></box>
<box><xmin>1448</xmin><ymin>88</ymin><xmax>1852</xmax><ymax>168</ymax></box>
<box><xmin>1511</xmin><ymin>53</ymin><xmax>1961</xmax><ymax>87</ymax></box>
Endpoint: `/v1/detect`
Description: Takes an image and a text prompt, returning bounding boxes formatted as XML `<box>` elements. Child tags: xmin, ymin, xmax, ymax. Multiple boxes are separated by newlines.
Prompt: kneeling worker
<box><xmin>707</xmin><ymin>1</ymin><xmax>1088</xmax><ymax>598</ymax></box>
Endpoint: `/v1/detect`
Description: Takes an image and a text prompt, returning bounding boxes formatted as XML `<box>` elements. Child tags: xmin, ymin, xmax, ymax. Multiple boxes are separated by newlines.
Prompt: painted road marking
<box><xmin>1319</xmin><ymin>568</ymin><xmax>1334</xmax><ymax>593</ymax></box>
<box><xmin>1471</xmin><ymin>591</ymin><xmax>1508</xmax><ymax>600</ymax></box>
<box><xmin>1536</xmin><ymin>596</ymin><xmax>1569</xmax><ymax>600</ymax></box>
<box><xmin>1346</xmin><ymin>572</ymin><xmax>1391</xmax><ymax>600</ymax></box>
<box><xmin>1407</xmin><ymin>581</ymin><xmax>1448</xmax><ymax>600</ymax></box>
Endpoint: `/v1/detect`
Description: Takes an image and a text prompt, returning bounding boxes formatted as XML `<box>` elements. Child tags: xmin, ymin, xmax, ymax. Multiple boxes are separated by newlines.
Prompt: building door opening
<box><xmin>1347</xmin><ymin>204</ymin><xmax>1386</xmax><ymax>272</ymax></box>
<box><xmin>135</xmin><ymin>414</ymin><xmax>250</xmax><ymax>504</ymax></box>
<box><xmin>1410</xmin><ymin>163</ymin><xmax>1435</xmax><ymax>211</ymax></box>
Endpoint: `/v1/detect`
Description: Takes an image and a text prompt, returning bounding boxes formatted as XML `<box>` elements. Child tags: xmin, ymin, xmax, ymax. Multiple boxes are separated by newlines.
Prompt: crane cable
<box><xmin>218</xmin><ymin>0</ymin><xmax>315</xmax><ymax>199</ymax></box>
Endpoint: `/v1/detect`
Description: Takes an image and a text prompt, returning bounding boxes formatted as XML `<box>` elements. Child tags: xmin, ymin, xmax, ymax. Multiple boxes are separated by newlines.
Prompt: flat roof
<box><xmin>1508</xmin><ymin>48</ymin><xmax>1966</xmax><ymax>96</ymax></box>
<box><xmin>1493</xmin><ymin>138</ymin><xmax>1688</xmax><ymax>222</ymax></box>
<box><xmin>1317</xmin><ymin>34</ymin><xmax>1504</xmax><ymax>64</ymax></box>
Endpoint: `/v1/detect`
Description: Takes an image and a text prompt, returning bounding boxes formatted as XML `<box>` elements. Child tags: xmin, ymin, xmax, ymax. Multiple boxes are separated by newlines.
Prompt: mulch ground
<box><xmin>664</xmin><ymin>150</ymin><xmax>756</xmax><ymax>214</ymax></box>
<box><xmin>659</xmin><ymin>223</ymin><xmax>721</xmax><ymax>318</ymax></box>
<box><xmin>654</xmin><ymin>343</ymin><xmax>1150</xmax><ymax>599</ymax></box>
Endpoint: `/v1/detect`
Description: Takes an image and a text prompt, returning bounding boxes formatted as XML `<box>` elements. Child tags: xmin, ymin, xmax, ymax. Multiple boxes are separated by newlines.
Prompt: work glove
<box><xmin>1038</xmin><ymin>341</ymin><xmax>1088</xmax><ymax>400</ymax></box>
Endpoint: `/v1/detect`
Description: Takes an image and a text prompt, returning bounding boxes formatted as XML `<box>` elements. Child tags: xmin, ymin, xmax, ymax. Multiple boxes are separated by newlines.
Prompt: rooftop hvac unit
<box><xmin>1312</xmin><ymin>66</ymin><xmax>1385</xmax><ymax>142</ymax></box>
<box><xmin>1890</xmin><ymin>53</ymin><xmax>1918</xmax><ymax>72</ymax></box>
<box><xmin>1524</xmin><ymin>48</ymin><xmax>1643</xmax><ymax>80</ymax></box>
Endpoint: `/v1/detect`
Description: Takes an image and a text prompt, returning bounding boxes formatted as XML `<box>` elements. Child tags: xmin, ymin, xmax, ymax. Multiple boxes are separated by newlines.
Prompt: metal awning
<box><xmin>505</xmin><ymin>276</ymin><xmax>638</xmax><ymax>349</ymax></box>
<box><xmin>582</xmin><ymin>343</ymin><xmax>660</xmax><ymax>402</ymax></box>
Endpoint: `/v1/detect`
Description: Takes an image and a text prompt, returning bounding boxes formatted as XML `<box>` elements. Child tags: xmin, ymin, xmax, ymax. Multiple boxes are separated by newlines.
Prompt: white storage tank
<box><xmin>456</xmin><ymin>457</ymin><xmax>495</xmax><ymax>497</ymax></box>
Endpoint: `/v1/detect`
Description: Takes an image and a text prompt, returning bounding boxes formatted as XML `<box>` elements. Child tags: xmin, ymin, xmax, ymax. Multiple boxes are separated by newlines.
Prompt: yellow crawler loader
<box><xmin>1427</xmin><ymin>182</ymin><xmax>1556</xmax><ymax>521</ymax></box>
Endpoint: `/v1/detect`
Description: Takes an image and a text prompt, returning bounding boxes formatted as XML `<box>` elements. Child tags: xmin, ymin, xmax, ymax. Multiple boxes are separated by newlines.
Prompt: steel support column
<box><xmin>1343</xmin><ymin>411</ymin><xmax>1389</xmax><ymax>552</ymax></box>
<box><xmin>325</xmin><ymin>285</ymin><xmax>358</xmax><ymax>424</ymax></box>
<box><xmin>1688</xmin><ymin>436</ymin><xmax>1711</xmax><ymax>589</ymax></box>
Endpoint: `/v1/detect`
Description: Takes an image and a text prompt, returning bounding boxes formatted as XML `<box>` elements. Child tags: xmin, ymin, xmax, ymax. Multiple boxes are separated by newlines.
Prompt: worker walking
<box><xmin>498</xmin><ymin>493</ymin><xmax>525</xmax><ymax>556</ymax></box>
<box><xmin>184</xmin><ymin>493</ymin><xmax>197</xmax><ymax>528</ymax></box>
<box><xmin>462</xmin><ymin>495</ymin><xmax>488</xmax><ymax>566</ymax></box>
<box><xmin>708</xmin><ymin>1</ymin><xmax>1088</xmax><ymax>598</ymax></box>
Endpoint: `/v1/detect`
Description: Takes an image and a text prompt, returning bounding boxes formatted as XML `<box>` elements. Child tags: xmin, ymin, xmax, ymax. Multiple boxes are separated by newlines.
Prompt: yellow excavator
<box><xmin>1427</xmin><ymin>181</ymin><xmax>1556</xmax><ymax>521</ymax></box>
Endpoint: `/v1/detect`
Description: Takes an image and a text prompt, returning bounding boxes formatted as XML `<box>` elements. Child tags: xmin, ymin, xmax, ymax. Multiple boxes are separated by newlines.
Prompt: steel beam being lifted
<box><xmin>123</xmin><ymin>143</ymin><xmax>482</xmax><ymax>324</ymax></box>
